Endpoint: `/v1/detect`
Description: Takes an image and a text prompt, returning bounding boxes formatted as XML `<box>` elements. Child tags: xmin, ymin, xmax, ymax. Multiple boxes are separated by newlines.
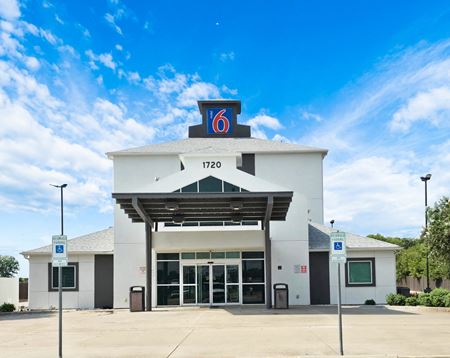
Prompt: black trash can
<box><xmin>130</xmin><ymin>286</ymin><xmax>145</xmax><ymax>312</ymax></box>
<box><xmin>273</xmin><ymin>283</ymin><xmax>289</xmax><ymax>309</ymax></box>
<box><xmin>396</xmin><ymin>286</ymin><xmax>410</xmax><ymax>297</ymax></box>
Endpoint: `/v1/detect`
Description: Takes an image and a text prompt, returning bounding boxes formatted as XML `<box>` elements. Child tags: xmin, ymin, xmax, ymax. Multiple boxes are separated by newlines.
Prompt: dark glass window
<box><xmin>182</xmin><ymin>222</ymin><xmax>199</xmax><ymax>227</ymax></box>
<box><xmin>225</xmin><ymin>251</ymin><xmax>240</xmax><ymax>259</ymax></box>
<box><xmin>200</xmin><ymin>222</ymin><xmax>223</xmax><ymax>226</ymax></box>
<box><xmin>242</xmin><ymin>221</ymin><xmax>258</xmax><ymax>226</ymax></box>
<box><xmin>157</xmin><ymin>286</ymin><xmax>180</xmax><ymax>305</ymax></box>
<box><xmin>196</xmin><ymin>252</ymin><xmax>210</xmax><ymax>259</ymax></box>
<box><xmin>183</xmin><ymin>286</ymin><xmax>196</xmax><ymax>304</ymax></box>
<box><xmin>157</xmin><ymin>253</ymin><xmax>179</xmax><ymax>260</ymax></box>
<box><xmin>242</xmin><ymin>260</ymin><xmax>264</xmax><ymax>283</ymax></box>
<box><xmin>181</xmin><ymin>252</ymin><xmax>195</xmax><ymax>259</ymax></box>
<box><xmin>227</xmin><ymin>285</ymin><xmax>240</xmax><ymax>303</ymax></box>
<box><xmin>242</xmin><ymin>285</ymin><xmax>265</xmax><ymax>304</ymax></box>
<box><xmin>242</xmin><ymin>251</ymin><xmax>264</xmax><ymax>259</ymax></box>
<box><xmin>52</xmin><ymin>266</ymin><xmax>76</xmax><ymax>289</ymax></box>
<box><xmin>199</xmin><ymin>176</ymin><xmax>222</xmax><ymax>192</ymax></box>
<box><xmin>211</xmin><ymin>252</ymin><xmax>225</xmax><ymax>259</ymax></box>
<box><xmin>223</xmin><ymin>181</ymin><xmax>240</xmax><ymax>192</ymax></box>
<box><xmin>181</xmin><ymin>182</ymin><xmax>197</xmax><ymax>192</ymax></box>
<box><xmin>227</xmin><ymin>265</ymin><xmax>239</xmax><ymax>283</ymax></box>
<box><xmin>183</xmin><ymin>266</ymin><xmax>196</xmax><ymax>284</ymax></box>
<box><xmin>157</xmin><ymin>262</ymin><xmax>179</xmax><ymax>284</ymax></box>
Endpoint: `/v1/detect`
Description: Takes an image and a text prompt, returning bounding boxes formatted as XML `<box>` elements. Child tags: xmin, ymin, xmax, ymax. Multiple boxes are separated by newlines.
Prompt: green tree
<box><xmin>426</xmin><ymin>196</ymin><xmax>450</xmax><ymax>265</ymax></box>
<box><xmin>367</xmin><ymin>233</ymin><xmax>450</xmax><ymax>280</ymax></box>
<box><xmin>0</xmin><ymin>255</ymin><xmax>19</xmax><ymax>277</ymax></box>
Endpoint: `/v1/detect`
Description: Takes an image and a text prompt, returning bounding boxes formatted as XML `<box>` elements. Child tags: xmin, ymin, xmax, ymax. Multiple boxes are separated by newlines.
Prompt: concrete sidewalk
<box><xmin>0</xmin><ymin>305</ymin><xmax>449</xmax><ymax>357</ymax></box>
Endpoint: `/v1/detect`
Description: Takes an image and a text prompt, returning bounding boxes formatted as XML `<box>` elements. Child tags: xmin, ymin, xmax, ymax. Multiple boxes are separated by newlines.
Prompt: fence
<box><xmin>0</xmin><ymin>277</ymin><xmax>19</xmax><ymax>307</ymax></box>
<box><xmin>397</xmin><ymin>276</ymin><xmax>450</xmax><ymax>292</ymax></box>
<box><xmin>19</xmin><ymin>281</ymin><xmax>28</xmax><ymax>302</ymax></box>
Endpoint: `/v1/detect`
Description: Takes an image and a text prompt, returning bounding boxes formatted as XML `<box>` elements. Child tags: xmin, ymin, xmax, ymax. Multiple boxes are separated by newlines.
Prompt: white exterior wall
<box><xmin>255</xmin><ymin>153</ymin><xmax>324</xmax><ymax>305</ymax></box>
<box><xmin>329</xmin><ymin>249</ymin><xmax>397</xmax><ymax>304</ymax></box>
<box><xmin>113</xmin><ymin>155</ymin><xmax>180</xmax><ymax>308</ymax></box>
<box><xmin>28</xmin><ymin>254</ymin><xmax>95</xmax><ymax>309</ymax></box>
<box><xmin>113</xmin><ymin>150</ymin><xmax>325</xmax><ymax>307</ymax></box>
<box><xmin>0</xmin><ymin>277</ymin><xmax>19</xmax><ymax>308</ymax></box>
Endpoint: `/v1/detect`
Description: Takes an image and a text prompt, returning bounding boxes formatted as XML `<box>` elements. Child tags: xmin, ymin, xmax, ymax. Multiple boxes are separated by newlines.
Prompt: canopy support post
<box><xmin>264</xmin><ymin>196</ymin><xmax>273</xmax><ymax>309</ymax></box>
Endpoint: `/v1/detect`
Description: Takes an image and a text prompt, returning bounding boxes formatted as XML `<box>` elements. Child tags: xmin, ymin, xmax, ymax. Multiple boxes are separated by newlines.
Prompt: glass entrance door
<box><xmin>182</xmin><ymin>263</ymin><xmax>240</xmax><ymax>305</ymax></box>
<box><xmin>212</xmin><ymin>265</ymin><xmax>225</xmax><ymax>304</ymax></box>
<box><xmin>197</xmin><ymin>265</ymin><xmax>210</xmax><ymax>304</ymax></box>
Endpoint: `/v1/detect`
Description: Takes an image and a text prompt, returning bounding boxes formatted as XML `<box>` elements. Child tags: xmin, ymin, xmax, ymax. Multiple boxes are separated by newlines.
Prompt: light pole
<box><xmin>420</xmin><ymin>174</ymin><xmax>431</xmax><ymax>293</ymax></box>
<box><xmin>50</xmin><ymin>183</ymin><xmax>67</xmax><ymax>358</ymax></box>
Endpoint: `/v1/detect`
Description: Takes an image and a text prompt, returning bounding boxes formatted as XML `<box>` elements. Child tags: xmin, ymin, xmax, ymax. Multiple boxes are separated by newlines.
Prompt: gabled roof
<box><xmin>21</xmin><ymin>228</ymin><xmax>114</xmax><ymax>256</ymax></box>
<box><xmin>107</xmin><ymin>138</ymin><xmax>328</xmax><ymax>157</ymax></box>
<box><xmin>308</xmin><ymin>222</ymin><xmax>400</xmax><ymax>251</ymax></box>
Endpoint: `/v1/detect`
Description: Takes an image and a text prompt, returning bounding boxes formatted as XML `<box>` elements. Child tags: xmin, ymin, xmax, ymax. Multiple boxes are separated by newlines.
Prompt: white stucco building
<box><xmin>22</xmin><ymin>99</ymin><xmax>398</xmax><ymax>310</ymax></box>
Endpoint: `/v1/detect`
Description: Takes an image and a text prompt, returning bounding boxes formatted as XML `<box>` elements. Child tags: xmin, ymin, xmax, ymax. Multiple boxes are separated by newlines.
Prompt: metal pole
<box><xmin>425</xmin><ymin>180</ymin><xmax>430</xmax><ymax>292</ymax></box>
<box><xmin>337</xmin><ymin>263</ymin><xmax>344</xmax><ymax>356</ymax></box>
<box><xmin>59</xmin><ymin>186</ymin><xmax>63</xmax><ymax>358</ymax></box>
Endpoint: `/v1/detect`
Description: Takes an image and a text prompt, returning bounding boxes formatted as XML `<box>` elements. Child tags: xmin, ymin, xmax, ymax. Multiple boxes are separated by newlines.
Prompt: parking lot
<box><xmin>0</xmin><ymin>305</ymin><xmax>449</xmax><ymax>357</ymax></box>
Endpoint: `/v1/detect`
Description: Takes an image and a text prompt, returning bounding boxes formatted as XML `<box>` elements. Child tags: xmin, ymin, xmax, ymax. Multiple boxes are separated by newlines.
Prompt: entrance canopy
<box><xmin>112</xmin><ymin>191</ymin><xmax>293</xmax><ymax>225</ymax></box>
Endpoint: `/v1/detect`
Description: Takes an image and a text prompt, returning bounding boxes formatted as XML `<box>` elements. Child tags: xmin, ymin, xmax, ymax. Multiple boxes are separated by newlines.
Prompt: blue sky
<box><xmin>1</xmin><ymin>0</ymin><xmax>450</xmax><ymax>276</ymax></box>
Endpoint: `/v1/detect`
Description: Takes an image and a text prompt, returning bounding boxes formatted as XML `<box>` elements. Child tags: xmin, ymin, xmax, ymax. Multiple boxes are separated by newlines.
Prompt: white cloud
<box><xmin>25</xmin><ymin>56</ymin><xmax>39</xmax><ymax>70</ymax></box>
<box><xmin>246</xmin><ymin>114</ymin><xmax>283</xmax><ymax>130</ymax></box>
<box><xmin>219</xmin><ymin>51</ymin><xmax>235</xmax><ymax>62</ymax></box>
<box><xmin>390</xmin><ymin>87</ymin><xmax>450</xmax><ymax>132</ymax></box>
<box><xmin>0</xmin><ymin>0</ymin><xmax>20</xmax><ymax>20</ymax></box>
<box><xmin>177</xmin><ymin>82</ymin><xmax>220</xmax><ymax>107</ymax></box>
<box><xmin>301</xmin><ymin>110</ymin><xmax>322</xmax><ymax>122</ymax></box>
<box><xmin>55</xmin><ymin>14</ymin><xmax>63</xmax><ymax>25</ymax></box>
<box><xmin>324</xmin><ymin>156</ymin><xmax>424</xmax><ymax>235</ymax></box>
<box><xmin>115</xmin><ymin>44</ymin><xmax>123</xmax><ymax>51</ymax></box>
<box><xmin>85</xmin><ymin>50</ymin><xmax>117</xmax><ymax>71</ymax></box>
<box><xmin>104</xmin><ymin>12</ymin><xmax>123</xmax><ymax>35</ymax></box>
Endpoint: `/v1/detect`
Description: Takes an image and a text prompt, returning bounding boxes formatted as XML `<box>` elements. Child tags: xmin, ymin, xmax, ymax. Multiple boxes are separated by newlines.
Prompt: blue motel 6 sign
<box><xmin>207</xmin><ymin>108</ymin><xmax>233</xmax><ymax>134</ymax></box>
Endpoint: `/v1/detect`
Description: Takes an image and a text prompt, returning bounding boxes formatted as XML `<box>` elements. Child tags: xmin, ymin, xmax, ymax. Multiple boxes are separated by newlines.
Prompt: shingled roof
<box><xmin>308</xmin><ymin>222</ymin><xmax>400</xmax><ymax>251</ymax></box>
<box><xmin>107</xmin><ymin>137</ymin><xmax>328</xmax><ymax>157</ymax></box>
<box><xmin>21</xmin><ymin>227</ymin><xmax>114</xmax><ymax>256</ymax></box>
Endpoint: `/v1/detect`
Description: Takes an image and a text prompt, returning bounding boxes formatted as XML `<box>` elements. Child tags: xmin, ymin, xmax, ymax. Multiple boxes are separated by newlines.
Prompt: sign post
<box><xmin>330</xmin><ymin>231</ymin><xmax>346</xmax><ymax>356</ymax></box>
<box><xmin>52</xmin><ymin>234</ymin><xmax>67</xmax><ymax>358</ymax></box>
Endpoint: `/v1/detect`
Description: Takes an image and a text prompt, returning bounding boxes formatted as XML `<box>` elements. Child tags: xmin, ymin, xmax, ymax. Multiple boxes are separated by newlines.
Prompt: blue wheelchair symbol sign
<box><xmin>334</xmin><ymin>242</ymin><xmax>343</xmax><ymax>251</ymax></box>
<box><xmin>55</xmin><ymin>244</ymin><xmax>64</xmax><ymax>254</ymax></box>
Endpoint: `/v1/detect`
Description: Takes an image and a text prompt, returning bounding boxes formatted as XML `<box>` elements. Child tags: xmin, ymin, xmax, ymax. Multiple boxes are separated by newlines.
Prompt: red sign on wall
<box><xmin>300</xmin><ymin>265</ymin><xmax>307</xmax><ymax>273</ymax></box>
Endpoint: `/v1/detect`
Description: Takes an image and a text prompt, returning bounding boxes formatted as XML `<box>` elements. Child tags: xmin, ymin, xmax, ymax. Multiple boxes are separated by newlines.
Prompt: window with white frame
<box><xmin>345</xmin><ymin>258</ymin><xmax>376</xmax><ymax>287</ymax></box>
<box><xmin>48</xmin><ymin>263</ymin><xmax>78</xmax><ymax>291</ymax></box>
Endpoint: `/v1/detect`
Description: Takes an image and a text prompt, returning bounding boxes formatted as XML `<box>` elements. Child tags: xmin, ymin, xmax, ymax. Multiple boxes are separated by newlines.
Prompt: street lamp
<box><xmin>50</xmin><ymin>183</ymin><xmax>67</xmax><ymax>358</ymax></box>
<box><xmin>330</xmin><ymin>219</ymin><xmax>335</xmax><ymax>228</ymax></box>
<box><xmin>420</xmin><ymin>174</ymin><xmax>431</xmax><ymax>293</ymax></box>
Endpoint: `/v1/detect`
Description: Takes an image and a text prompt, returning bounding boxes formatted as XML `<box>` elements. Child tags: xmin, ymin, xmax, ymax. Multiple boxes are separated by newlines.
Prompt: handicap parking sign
<box><xmin>330</xmin><ymin>231</ymin><xmax>346</xmax><ymax>263</ymax></box>
<box><xmin>52</xmin><ymin>235</ymin><xmax>68</xmax><ymax>267</ymax></box>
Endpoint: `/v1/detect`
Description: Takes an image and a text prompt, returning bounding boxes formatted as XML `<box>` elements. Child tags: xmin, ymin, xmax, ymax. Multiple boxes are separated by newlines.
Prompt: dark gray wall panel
<box><xmin>309</xmin><ymin>252</ymin><xmax>330</xmax><ymax>304</ymax></box>
<box><xmin>95</xmin><ymin>255</ymin><xmax>114</xmax><ymax>309</ymax></box>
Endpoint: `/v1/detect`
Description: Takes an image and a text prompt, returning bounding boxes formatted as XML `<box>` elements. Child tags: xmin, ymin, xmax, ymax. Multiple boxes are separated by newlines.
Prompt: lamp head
<box><xmin>420</xmin><ymin>174</ymin><xmax>432</xmax><ymax>182</ymax></box>
<box><xmin>330</xmin><ymin>219</ymin><xmax>335</xmax><ymax>225</ymax></box>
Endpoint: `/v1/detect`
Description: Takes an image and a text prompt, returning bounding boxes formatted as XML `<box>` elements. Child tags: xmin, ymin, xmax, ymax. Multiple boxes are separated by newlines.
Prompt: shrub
<box><xmin>418</xmin><ymin>293</ymin><xmax>432</xmax><ymax>306</ymax></box>
<box><xmin>444</xmin><ymin>293</ymin><xmax>450</xmax><ymax>308</ymax></box>
<box><xmin>430</xmin><ymin>288</ymin><xmax>450</xmax><ymax>307</ymax></box>
<box><xmin>0</xmin><ymin>303</ymin><xmax>15</xmax><ymax>312</ymax></box>
<box><xmin>386</xmin><ymin>293</ymin><xmax>406</xmax><ymax>306</ymax></box>
<box><xmin>405</xmin><ymin>296</ymin><xmax>418</xmax><ymax>306</ymax></box>
<box><xmin>365</xmin><ymin>299</ymin><xmax>376</xmax><ymax>305</ymax></box>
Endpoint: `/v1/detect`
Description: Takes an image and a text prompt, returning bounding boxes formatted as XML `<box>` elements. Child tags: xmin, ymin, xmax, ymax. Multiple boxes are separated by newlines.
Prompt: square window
<box><xmin>242</xmin><ymin>260</ymin><xmax>264</xmax><ymax>283</ymax></box>
<box><xmin>49</xmin><ymin>263</ymin><xmax>78</xmax><ymax>291</ymax></box>
<box><xmin>346</xmin><ymin>258</ymin><xmax>375</xmax><ymax>286</ymax></box>
<box><xmin>242</xmin><ymin>284</ymin><xmax>265</xmax><ymax>304</ymax></box>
